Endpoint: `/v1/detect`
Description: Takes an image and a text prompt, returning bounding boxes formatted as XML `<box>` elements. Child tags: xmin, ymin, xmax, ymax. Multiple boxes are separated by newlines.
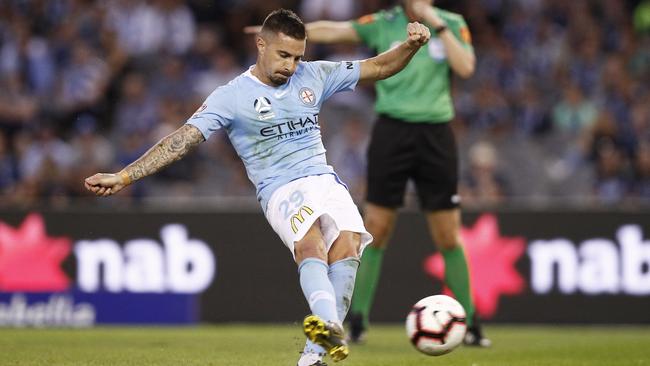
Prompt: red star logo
<box><xmin>0</xmin><ymin>213</ymin><xmax>72</xmax><ymax>291</ymax></box>
<box><xmin>424</xmin><ymin>214</ymin><xmax>525</xmax><ymax>318</ymax></box>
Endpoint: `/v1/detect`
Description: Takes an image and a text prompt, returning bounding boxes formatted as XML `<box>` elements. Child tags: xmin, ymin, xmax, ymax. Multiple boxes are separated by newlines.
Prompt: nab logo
<box><xmin>0</xmin><ymin>214</ymin><xmax>216</xmax><ymax>295</ymax></box>
<box><xmin>254</xmin><ymin>97</ymin><xmax>275</xmax><ymax>120</ymax></box>
<box><xmin>0</xmin><ymin>214</ymin><xmax>71</xmax><ymax>292</ymax></box>
<box><xmin>76</xmin><ymin>224</ymin><xmax>215</xmax><ymax>293</ymax></box>
<box><xmin>424</xmin><ymin>214</ymin><xmax>526</xmax><ymax>318</ymax></box>
<box><xmin>290</xmin><ymin>206</ymin><xmax>314</xmax><ymax>234</ymax></box>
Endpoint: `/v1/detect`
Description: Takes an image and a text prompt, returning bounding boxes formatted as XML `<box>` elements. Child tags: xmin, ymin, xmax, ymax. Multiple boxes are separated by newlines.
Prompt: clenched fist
<box><xmin>406</xmin><ymin>22</ymin><xmax>431</xmax><ymax>48</ymax></box>
<box><xmin>84</xmin><ymin>172</ymin><xmax>128</xmax><ymax>197</ymax></box>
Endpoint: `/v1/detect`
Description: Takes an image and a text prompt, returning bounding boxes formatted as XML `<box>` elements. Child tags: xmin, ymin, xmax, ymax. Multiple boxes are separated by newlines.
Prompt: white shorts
<box><xmin>265</xmin><ymin>174</ymin><xmax>373</xmax><ymax>258</ymax></box>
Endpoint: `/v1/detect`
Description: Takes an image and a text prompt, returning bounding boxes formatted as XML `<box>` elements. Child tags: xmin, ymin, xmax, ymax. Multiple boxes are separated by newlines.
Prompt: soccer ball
<box><xmin>405</xmin><ymin>295</ymin><xmax>467</xmax><ymax>356</ymax></box>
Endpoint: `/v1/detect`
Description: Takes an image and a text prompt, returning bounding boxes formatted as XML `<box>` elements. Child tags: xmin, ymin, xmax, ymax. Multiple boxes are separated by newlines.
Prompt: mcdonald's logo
<box><xmin>290</xmin><ymin>206</ymin><xmax>314</xmax><ymax>234</ymax></box>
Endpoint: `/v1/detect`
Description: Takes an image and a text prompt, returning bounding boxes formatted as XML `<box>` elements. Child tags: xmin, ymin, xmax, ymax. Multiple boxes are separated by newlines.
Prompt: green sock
<box><xmin>349</xmin><ymin>246</ymin><xmax>385</xmax><ymax>328</ymax></box>
<box><xmin>441</xmin><ymin>246</ymin><xmax>476</xmax><ymax>326</ymax></box>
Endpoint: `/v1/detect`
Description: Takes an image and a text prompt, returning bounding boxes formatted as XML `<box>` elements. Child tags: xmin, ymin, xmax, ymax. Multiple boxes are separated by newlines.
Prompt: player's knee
<box><xmin>329</xmin><ymin>232</ymin><xmax>361</xmax><ymax>262</ymax></box>
<box><xmin>294</xmin><ymin>240</ymin><xmax>327</xmax><ymax>262</ymax></box>
<box><xmin>329</xmin><ymin>247</ymin><xmax>359</xmax><ymax>263</ymax></box>
<box><xmin>434</xmin><ymin>230</ymin><xmax>461</xmax><ymax>250</ymax></box>
<box><xmin>364</xmin><ymin>216</ymin><xmax>395</xmax><ymax>249</ymax></box>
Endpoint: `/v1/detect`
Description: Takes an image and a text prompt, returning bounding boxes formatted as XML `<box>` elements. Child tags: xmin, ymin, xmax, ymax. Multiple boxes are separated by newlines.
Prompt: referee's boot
<box><xmin>463</xmin><ymin>314</ymin><xmax>492</xmax><ymax>347</ymax></box>
<box><xmin>346</xmin><ymin>312</ymin><xmax>367</xmax><ymax>344</ymax></box>
<box><xmin>303</xmin><ymin>315</ymin><xmax>349</xmax><ymax>362</ymax></box>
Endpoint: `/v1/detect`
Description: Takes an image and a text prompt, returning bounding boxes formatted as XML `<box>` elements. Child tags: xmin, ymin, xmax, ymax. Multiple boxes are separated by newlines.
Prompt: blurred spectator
<box><xmin>191</xmin><ymin>46</ymin><xmax>243</xmax><ymax>99</ymax></box>
<box><xmin>460</xmin><ymin>141</ymin><xmax>509</xmax><ymax>206</ymax></box>
<box><xmin>68</xmin><ymin>114</ymin><xmax>115</xmax><ymax>196</ymax></box>
<box><xmin>18</xmin><ymin>123</ymin><xmax>74</xmax><ymax>180</ymax></box>
<box><xmin>300</xmin><ymin>0</ymin><xmax>356</xmax><ymax>21</ymax></box>
<box><xmin>69</xmin><ymin>115</ymin><xmax>115</xmax><ymax>171</ymax></box>
<box><xmin>0</xmin><ymin>131</ymin><xmax>18</xmax><ymax>194</ymax></box>
<box><xmin>55</xmin><ymin>40</ymin><xmax>109</xmax><ymax>125</ymax></box>
<box><xmin>113</xmin><ymin>72</ymin><xmax>159</xmax><ymax>136</ymax></box>
<box><xmin>512</xmin><ymin>84</ymin><xmax>551</xmax><ymax>136</ymax></box>
<box><xmin>151</xmin><ymin>55</ymin><xmax>193</xmax><ymax>102</ymax></box>
<box><xmin>327</xmin><ymin>113</ymin><xmax>369</xmax><ymax>201</ymax></box>
<box><xmin>154</xmin><ymin>0</ymin><xmax>197</xmax><ymax>55</ymax></box>
<box><xmin>104</xmin><ymin>0</ymin><xmax>195</xmax><ymax>57</ymax></box>
<box><xmin>0</xmin><ymin>0</ymin><xmax>646</xmax><ymax>208</ymax></box>
<box><xmin>552</xmin><ymin>82</ymin><xmax>598</xmax><ymax>135</ymax></box>
<box><xmin>593</xmin><ymin>139</ymin><xmax>632</xmax><ymax>204</ymax></box>
<box><xmin>634</xmin><ymin>142</ymin><xmax>650</xmax><ymax>200</ymax></box>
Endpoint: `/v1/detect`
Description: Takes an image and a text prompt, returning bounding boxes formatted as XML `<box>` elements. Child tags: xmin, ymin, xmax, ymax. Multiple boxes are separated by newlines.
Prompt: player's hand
<box><xmin>243</xmin><ymin>25</ymin><xmax>262</xmax><ymax>34</ymax></box>
<box><xmin>406</xmin><ymin>22</ymin><xmax>431</xmax><ymax>48</ymax></box>
<box><xmin>84</xmin><ymin>173</ymin><xmax>128</xmax><ymax>197</ymax></box>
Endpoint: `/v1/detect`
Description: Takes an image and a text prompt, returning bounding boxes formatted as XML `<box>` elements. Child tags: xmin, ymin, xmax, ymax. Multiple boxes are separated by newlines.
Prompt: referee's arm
<box><xmin>411</xmin><ymin>2</ymin><xmax>475</xmax><ymax>78</ymax></box>
<box><xmin>245</xmin><ymin>21</ymin><xmax>361</xmax><ymax>44</ymax></box>
<box><xmin>359</xmin><ymin>22</ymin><xmax>430</xmax><ymax>83</ymax></box>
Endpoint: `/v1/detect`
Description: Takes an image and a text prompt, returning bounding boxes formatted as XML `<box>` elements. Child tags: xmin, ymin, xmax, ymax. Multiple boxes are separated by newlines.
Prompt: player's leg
<box><xmin>293</xmin><ymin>174</ymin><xmax>372</xmax><ymax>364</ymax></box>
<box><xmin>327</xmin><ymin>231</ymin><xmax>361</xmax><ymax>324</ymax></box>
<box><xmin>301</xmin><ymin>231</ymin><xmax>361</xmax><ymax>364</ymax></box>
<box><xmin>424</xmin><ymin>209</ymin><xmax>474</xmax><ymax>320</ymax></box>
<box><xmin>300</xmin><ymin>174</ymin><xmax>372</xmax><ymax>364</ymax></box>
<box><xmin>295</xmin><ymin>220</ymin><xmax>340</xmax><ymax>327</ymax></box>
<box><xmin>263</xmin><ymin>176</ymin><xmax>350</xmax><ymax>365</ymax></box>
<box><xmin>295</xmin><ymin>220</ymin><xmax>349</xmax><ymax>364</ymax></box>
<box><xmin>347</xmin><ymin>203</ymin><xmax>397</xmax><ymax>341</ymax></box>
<box><xmin>414</xmin><ymin>122</ymin><xmax>489</xmax><ymax>347</ymax></box>
<box><xmin>349</xmin><ymin>115</ymin><xmax>414</xmax><ymax>342</ymax></box>
<box><xmin>424</xmin><ymin>209</ymin><xmax>489</xmax><ymax>346</ymax></box>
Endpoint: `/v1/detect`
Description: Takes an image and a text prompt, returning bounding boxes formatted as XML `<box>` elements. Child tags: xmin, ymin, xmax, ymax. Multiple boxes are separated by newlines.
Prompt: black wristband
<box><xmin>434</xmin><ymin>25</ymin><xmax>448</xmax><ymax>34</ymax></box>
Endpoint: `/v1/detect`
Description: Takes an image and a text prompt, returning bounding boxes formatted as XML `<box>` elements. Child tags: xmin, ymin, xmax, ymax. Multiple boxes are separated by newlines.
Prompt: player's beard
<box><xmin>269</xmin><ymin>71</ymin><xmax>290</xmax><ymax>86</ymax></box>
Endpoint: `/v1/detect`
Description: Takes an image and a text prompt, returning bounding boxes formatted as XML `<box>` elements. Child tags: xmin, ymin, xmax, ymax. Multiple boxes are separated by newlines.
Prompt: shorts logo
<box><xmin>290</xmin><ymin>206</ymin><xmax>314</xmax><ymax>233</ymax></box>
<box><xmin>254</xmin><ymin>97</ymin><xmax>275</xmax><ymax>120</ymax></box>
<box><xmin>299</xmin><ymin>87</ymin><xmax>316</xmax><ymax>106</ymax></box>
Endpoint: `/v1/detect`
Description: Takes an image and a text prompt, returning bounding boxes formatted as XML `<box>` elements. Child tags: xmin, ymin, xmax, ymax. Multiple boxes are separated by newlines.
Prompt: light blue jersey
<box><xmin>187</xmin><ymin>60</ymin><xmax>361</xmax><ymax>212</ymax></box>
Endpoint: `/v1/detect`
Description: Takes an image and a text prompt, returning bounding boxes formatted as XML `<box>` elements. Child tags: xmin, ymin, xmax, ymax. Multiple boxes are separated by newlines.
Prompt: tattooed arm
<box><xmin>84</xmin><ymin>124</ymin><xmax>205</xmax><ymax>197</ymax></box>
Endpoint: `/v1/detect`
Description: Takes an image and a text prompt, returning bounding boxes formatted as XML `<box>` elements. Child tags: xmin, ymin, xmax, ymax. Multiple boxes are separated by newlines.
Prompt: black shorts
<box><xmin>366</xmin><ymin>114</ymin><xmax>459</xmax><ymax>211</ymax></box>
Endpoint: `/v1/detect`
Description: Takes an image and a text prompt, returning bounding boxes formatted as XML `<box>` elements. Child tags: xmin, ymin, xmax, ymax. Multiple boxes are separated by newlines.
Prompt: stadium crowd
<box><xmin>0</xmin><ymin>0</ymin><xmax>648</xmax><ymax>208</ymax></box>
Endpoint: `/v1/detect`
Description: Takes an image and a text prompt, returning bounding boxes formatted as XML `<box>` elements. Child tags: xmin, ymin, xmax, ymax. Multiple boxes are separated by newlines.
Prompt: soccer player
<box><xmin>247</xmin><ymin>0</ymin><xmax>490</xmax><ymax>346</ymax></box>
<box><xmin>84</xmin><ymin>9</ymin><xmax>431</xmax><ymax>366</ymax></box>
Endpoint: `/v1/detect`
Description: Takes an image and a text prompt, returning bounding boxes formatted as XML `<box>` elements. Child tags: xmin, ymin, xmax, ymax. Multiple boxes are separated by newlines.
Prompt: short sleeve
<box><xmin>311</xmin><ymin>60</ymin><xmax>361</xmax><ymax>101</ymax></box>
<box><xmin>351</xmin><ymin>11</ymin><xmax>383</xmax><ymax>50</ymax></box>
<box><xmin>185</xmin><ymin>83</ymin><xmax>236</xmax><ymax>139</ymax></box>
<box><xmin>446</xmin><ymin>14</ymin><xmax>473</xmax><ymax>52</ymax></box>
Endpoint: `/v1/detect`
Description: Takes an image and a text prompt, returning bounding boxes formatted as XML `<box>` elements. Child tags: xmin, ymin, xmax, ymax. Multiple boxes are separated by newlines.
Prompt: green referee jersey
<box><xmin>352</xmin><ymin>6</ymin><xmax>473</xmax><ymax>123</ymax></box>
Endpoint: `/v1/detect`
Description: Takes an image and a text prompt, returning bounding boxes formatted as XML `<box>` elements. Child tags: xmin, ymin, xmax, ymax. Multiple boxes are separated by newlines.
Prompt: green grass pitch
<box><xmin>0</xmin><ymin>324</ymin><xmax>648</xmax><ymax>365</ymax></box>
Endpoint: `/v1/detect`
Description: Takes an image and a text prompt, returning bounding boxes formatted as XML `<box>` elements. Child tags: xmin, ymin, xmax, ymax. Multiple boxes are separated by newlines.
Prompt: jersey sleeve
<box><xmin>351</xmin><ymin>11</ymin><xmax>383</xmax><ymax>50</ymax></box>
<box><xmin>185</xmin><ymin>83</ymin><xmax>235</xmax><ymax>139</ymax></box>
<box><xmin>311</xmin><ymin>60</ymin><xmax>361</xmax><ymax>100</ymax></box>
<box><xmin>444</xmin><ymin>13</ymin><xmax>473</xmax><ymax>52</ymax></box>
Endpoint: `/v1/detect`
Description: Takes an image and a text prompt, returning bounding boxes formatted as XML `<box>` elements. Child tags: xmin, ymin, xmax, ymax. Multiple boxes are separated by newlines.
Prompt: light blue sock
<box><xmin>302</xmin><ymin>257</ymin><xmax>360</xmax><ymax>356</ymax></box>
<box><xmin>299</xmin><ymin>258</ymin><xmax>340</xmax><ymax>356</ymax></box>
<box><xmin>328</xmin><ymin>257</ymin><xmax>360</xmax><ymax>321</ymax></box>
<box><xmin>299</xmin><ymin>258</ymin><xmax>339</xmax><ymax>323</ymax></box>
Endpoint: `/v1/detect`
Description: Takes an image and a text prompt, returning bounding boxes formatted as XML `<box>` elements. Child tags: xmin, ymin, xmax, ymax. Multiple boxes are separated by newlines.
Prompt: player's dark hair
<box><xmin>260</xmin><ymin>9</ymin><xmax>306</xmax><ymax>40</ymax></box>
